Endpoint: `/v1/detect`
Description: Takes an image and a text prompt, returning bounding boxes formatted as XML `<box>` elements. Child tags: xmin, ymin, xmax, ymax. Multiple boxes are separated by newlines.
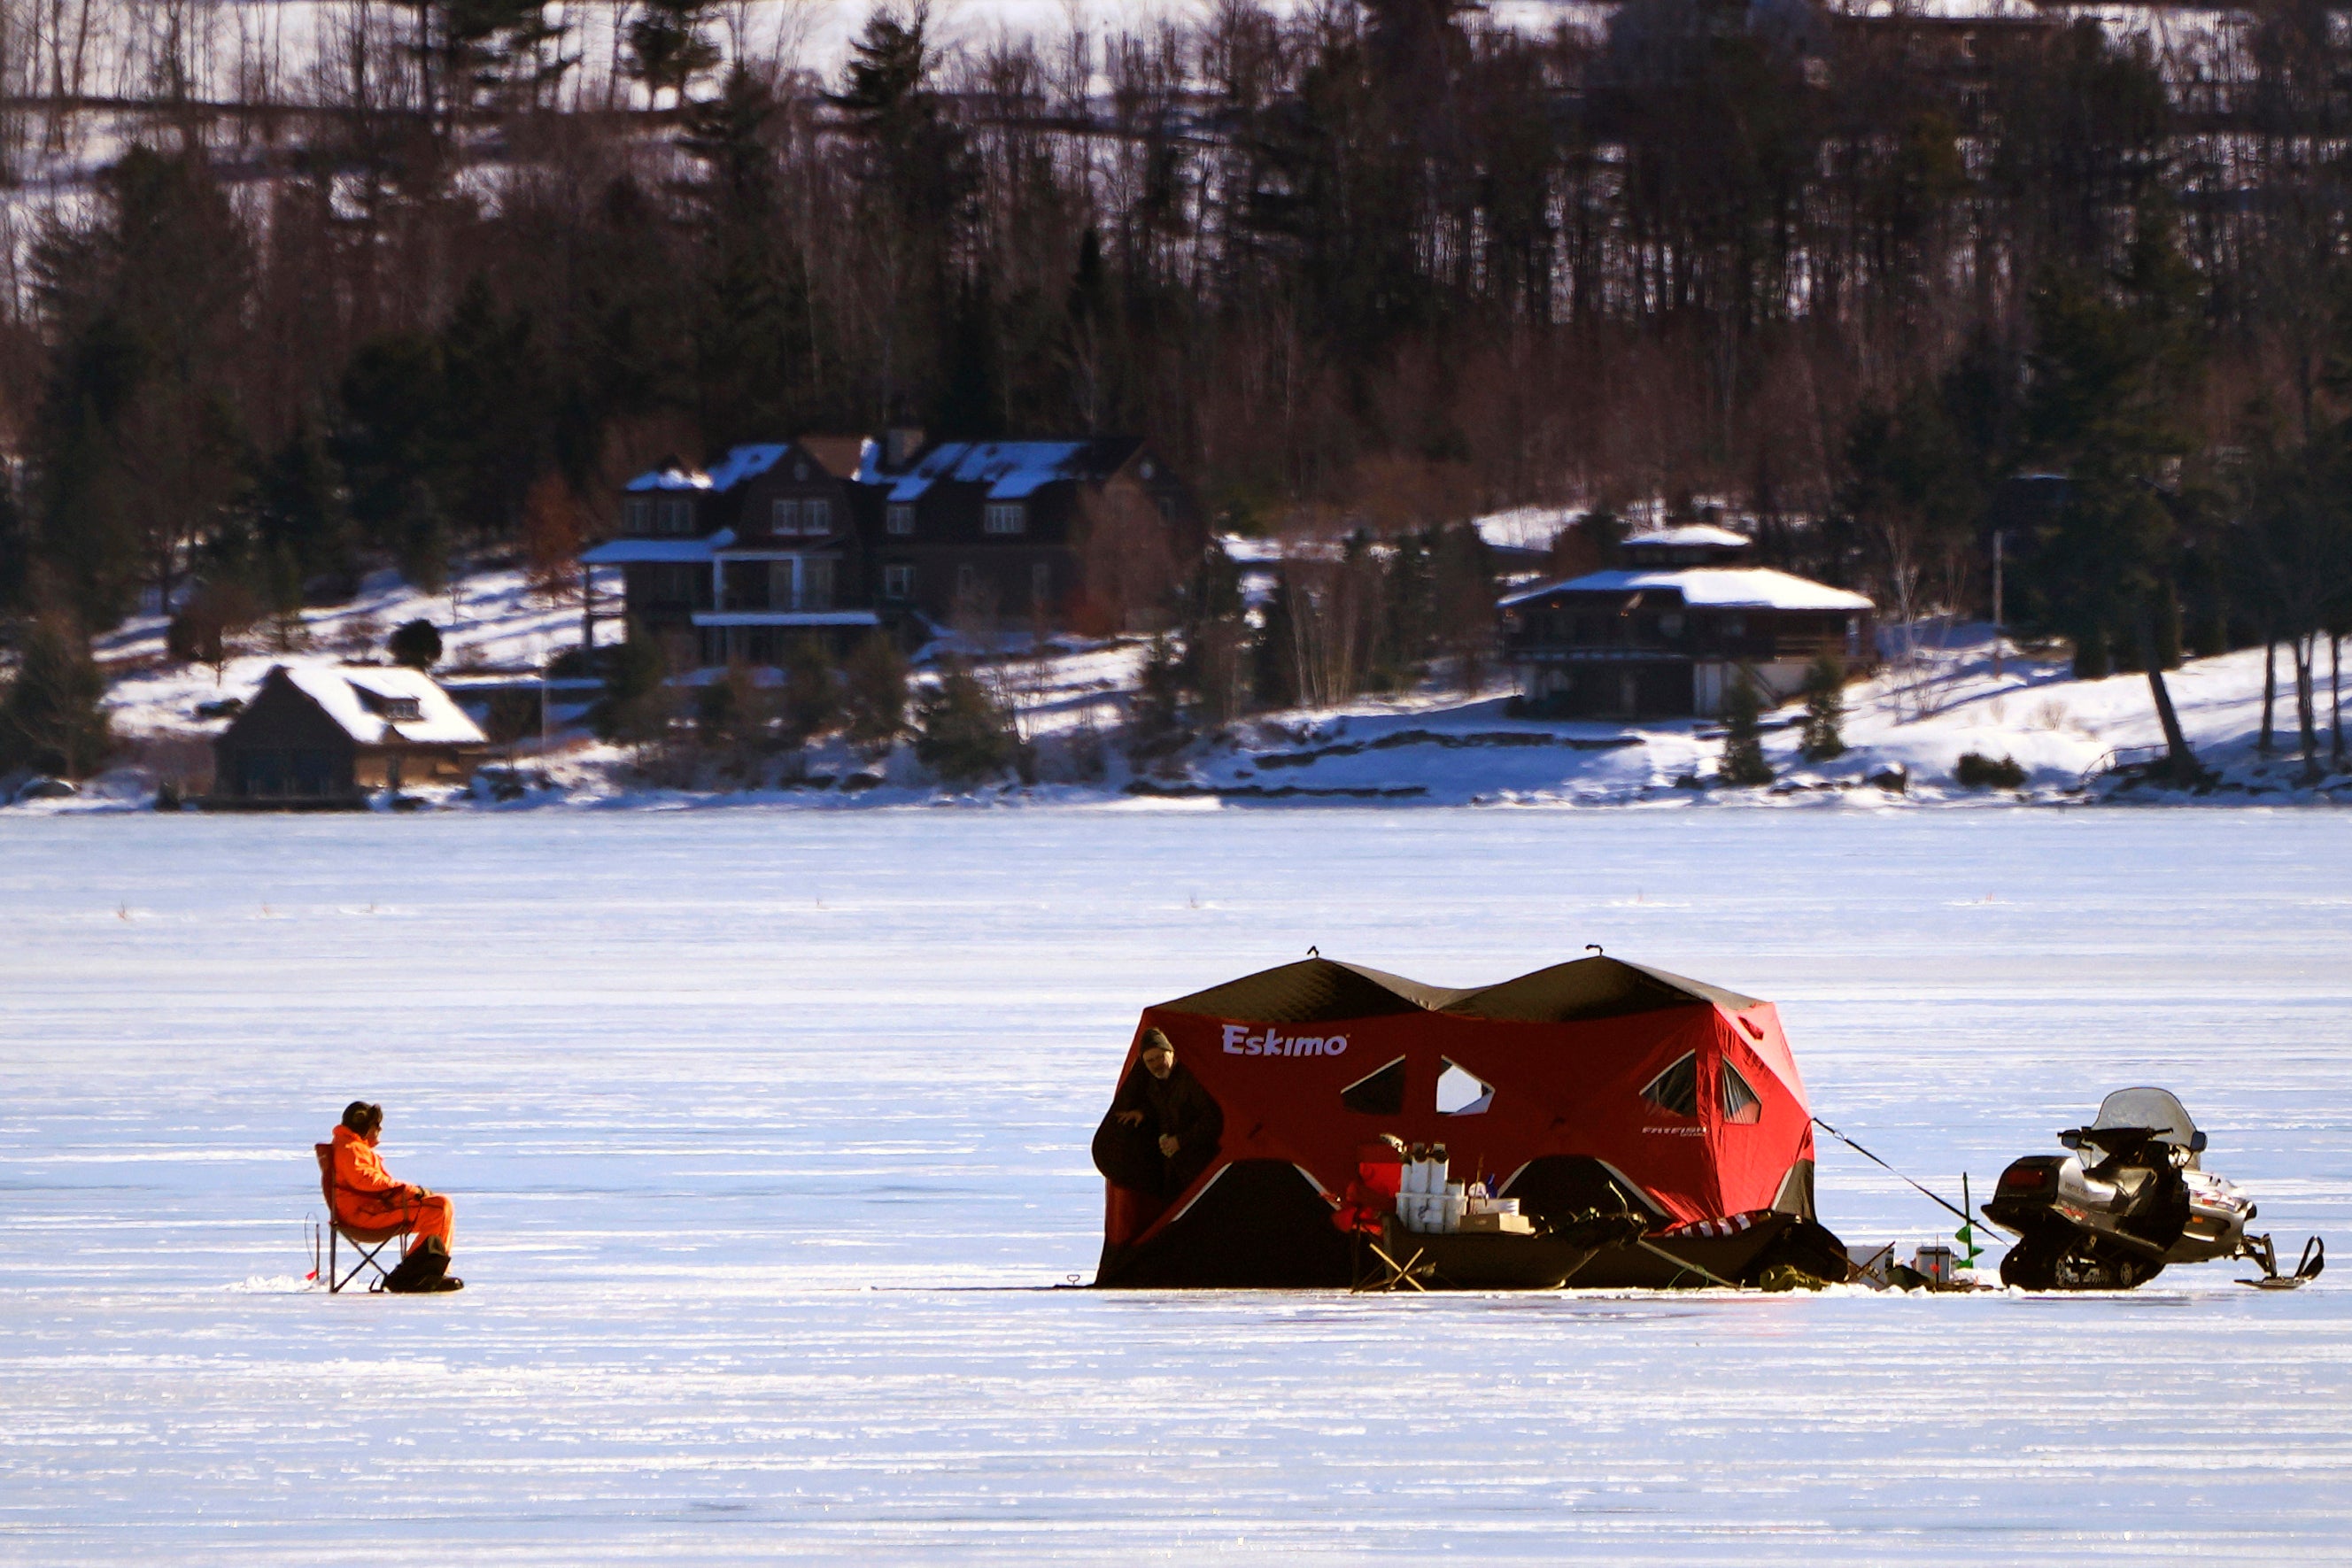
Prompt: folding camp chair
<box><xmin>314</xmin><ymin>1143</ymin><xmax>411</xmax><ymax>1293</ymax></box>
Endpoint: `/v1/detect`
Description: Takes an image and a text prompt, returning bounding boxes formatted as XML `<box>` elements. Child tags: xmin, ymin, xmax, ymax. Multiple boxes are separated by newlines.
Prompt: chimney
<box><xmin>885</xmin><ymin>426</ymin><xmax>925</xmax><ymax>468</ymax></box>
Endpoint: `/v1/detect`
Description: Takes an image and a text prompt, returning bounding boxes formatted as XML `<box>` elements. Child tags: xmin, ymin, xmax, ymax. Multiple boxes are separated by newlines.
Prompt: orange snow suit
<box><xmin>329</xmin><ymin>1124</ymin><xmax>455</xmax><ymax>1251</ymax></box>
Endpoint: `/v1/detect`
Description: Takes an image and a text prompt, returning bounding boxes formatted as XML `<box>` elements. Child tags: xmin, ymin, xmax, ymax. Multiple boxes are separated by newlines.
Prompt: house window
<box><xmin>887</xmin><ymin>503</ymin><xmax>917</xmax><ymax>535</ymax></box>
<box><xmin>1641</xmin><ymin>1053</ymin><xmax>1698</xmax><ymax>1120</ymax></box>
<box><xmin>804</xmin><ymin>498</ymin><xmax>832</xmax><ymax>535</ymax></box>
<box><xmin>659</xmin><ymin>498</ymin><xmax>695</xmax><ymax>535</ymax></box>
<box><xmin>883</xmin><ymin>563</ymin><xmax>914</xmax><ymax>600</ymax></box>
<box><xmin>625</xmin><ymin>498</ymin><xmax>652</xmax><ymax>533</ymax></box>
<box><xmin>1030</xmin><ymin>561</ymin><xmax>1050</xmax><ymax>608</ymax></box>
<box><xmin>1721</xmin><ymin>1062</ymin><xmax>1762</xmax><ymax>1125</ymax></box>
<box><xmin>1658</xmin><ymin>612</ymin><xmax>1685</xmax><ymax>638</ymax></box>
<box><xmin>772</xmin><ymin>498</ymin><xmax>801</xmax><ymax>535</ymax></box>
<box><xmin>984</xmin><ymin>502</ymin><xmax>1025</xmax><ymax>535</ymax></box>
<box><xmin>803</xmin><ymin>557</ymin><xmax>834</xmax><ymax>612</ymax></box>
<box><xmin>1722</xmin><ymin>614</ymin><xmax>1746</xmax><ymax>639</ymax></box>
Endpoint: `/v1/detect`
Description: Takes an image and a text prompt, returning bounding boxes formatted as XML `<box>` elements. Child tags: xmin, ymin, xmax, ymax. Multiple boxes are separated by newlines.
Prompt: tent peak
<box><xmin>1153</xmin><ymin>954</ymin><xmax>1758</xmax><ymax>1026</ymax></box>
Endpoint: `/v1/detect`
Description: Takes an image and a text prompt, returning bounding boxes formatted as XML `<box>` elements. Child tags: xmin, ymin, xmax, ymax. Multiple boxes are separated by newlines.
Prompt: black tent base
<box><xmin>1097</xmin><ymin>1161</ymin><xmax>1357</xmax><ymax>1288</ymax></box>
<box><xmin>1359</xmin><ymin>1217</ymin><xmax>1603</xmax><ymax>1290</ymax></box>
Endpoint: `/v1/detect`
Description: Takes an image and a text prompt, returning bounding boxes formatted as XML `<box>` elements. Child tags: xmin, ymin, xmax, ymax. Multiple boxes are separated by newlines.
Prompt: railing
<box><xmin>2077</xmin><ymin>743</ymin><xmax>2170</xmax><ymax>791</ymax></box>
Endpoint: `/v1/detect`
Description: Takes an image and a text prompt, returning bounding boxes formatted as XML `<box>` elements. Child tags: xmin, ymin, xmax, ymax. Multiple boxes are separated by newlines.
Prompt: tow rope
<box><xmin>1812</xmin><ymin>1116</ymin><xmax>1974</xmax><ymax>1228</ymax></box>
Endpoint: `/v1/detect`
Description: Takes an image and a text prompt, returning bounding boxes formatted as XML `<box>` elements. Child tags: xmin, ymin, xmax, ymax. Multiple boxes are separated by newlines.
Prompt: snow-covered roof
<box><xmin>690</xmin><ymin>611</ymin><xmax>883</xmax><ymax>629</ymax></box>
<box><xmin>885</xmin><ymin>441</ymin><xmax>1126</xmax><ymax>503</ymax></box>
<box><xmin>624</xmin><ymin>444</ymin><xmax>791</xmax><ymax>494</ymax></box>
<box><xmin>1629</xmin><ymin>524</ymin><xmax>1751</xmax><ymax>550</ymax></box>
<box><xmin>275</xmin><ymin>665</ymin><xmax>487</xmax><ymax>747</ymax></box>
<box><xmin>581</xmin><ymin>530</ymin><xmax>736</xmax><ymax>564</ymax></box>
<box><xmin>1217</xmin><ymin>534</ymin><xmax>1285</xmax><ymax>565</ymax></box>
<box><xmin>1474</xmin><ymin>507</ymin><xmax>1581</xmax><ymax>553</ymax></box>
<box><xmin>1499</xmin><ymin>568</ymin><xmax>1874</xmax><ymax>613</ymax></box>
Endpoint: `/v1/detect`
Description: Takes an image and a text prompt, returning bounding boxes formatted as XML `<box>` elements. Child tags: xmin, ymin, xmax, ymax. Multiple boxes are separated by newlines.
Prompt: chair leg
<box><xmin>329</xmin><ymin>1227</ymin><xmax>338</xmax><ymax>1294</ymax></box>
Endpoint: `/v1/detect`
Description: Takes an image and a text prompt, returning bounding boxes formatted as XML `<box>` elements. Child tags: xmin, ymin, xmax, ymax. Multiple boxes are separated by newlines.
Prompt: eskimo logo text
<box><xmin>1223</xmin><ymin>1025</ymin><xmax>1348</xmax><ymax>1057</ymax></box>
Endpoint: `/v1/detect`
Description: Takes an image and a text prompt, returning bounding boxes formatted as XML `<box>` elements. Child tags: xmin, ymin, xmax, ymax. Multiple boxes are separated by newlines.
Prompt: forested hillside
<box><xmin>0</xmin><ymin>0</ymin><xmax>2348</xmax><ymax>774</ymax></box>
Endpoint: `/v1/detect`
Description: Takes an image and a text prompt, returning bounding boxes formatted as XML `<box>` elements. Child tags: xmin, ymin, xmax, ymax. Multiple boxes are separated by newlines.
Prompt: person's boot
<box><xmin>381</xmin><ymin>1239</ymin><xmax>453</xmax><ymax>1294</ymax></box>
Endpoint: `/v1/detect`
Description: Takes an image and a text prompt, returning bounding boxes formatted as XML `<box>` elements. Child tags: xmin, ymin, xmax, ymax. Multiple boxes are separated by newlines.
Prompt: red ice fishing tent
<box><xmin>1093</xmin><ymin>954</ymin><xmax>1830</xmax><ymax>1288</ymax></box>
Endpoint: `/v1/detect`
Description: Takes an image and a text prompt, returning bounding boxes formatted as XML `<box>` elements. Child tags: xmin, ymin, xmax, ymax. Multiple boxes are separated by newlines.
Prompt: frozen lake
<box><xmin>2</xmin><ymin>808</ymin><xmax>2348</xmax><ymax>1562</ymax></box>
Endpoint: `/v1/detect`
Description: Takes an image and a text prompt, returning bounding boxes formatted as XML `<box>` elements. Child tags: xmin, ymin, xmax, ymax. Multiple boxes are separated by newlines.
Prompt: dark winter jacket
<box><xmin>1092</xmin><ymin>1060</ymin><xmax>1224</xmax><ymax>1196</ymax></box>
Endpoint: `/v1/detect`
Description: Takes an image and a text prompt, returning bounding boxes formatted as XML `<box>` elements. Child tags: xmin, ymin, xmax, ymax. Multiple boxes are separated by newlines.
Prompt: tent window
<box><xmin>1435</xmin><ymin>1059</ymin><xmax>1495</xmax><ymax>1116</ymax></box>
<box><xmin>1721</xmin><ymin>1062</ymin><xmax>1761</xmax><ymax>1124</ymax></box>
<box><xmin>1641</xmin><ymin>1053</ymin><xmax>1698</xmax><ymax>1119</ymax></box>
<box><xmin>1340</xmin><ymin>1057</ymin><xmax>1407</xmax><ymax>1116</ymax></box>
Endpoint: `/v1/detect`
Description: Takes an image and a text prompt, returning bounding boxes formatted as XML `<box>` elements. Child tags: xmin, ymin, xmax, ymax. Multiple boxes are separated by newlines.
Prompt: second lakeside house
<box><xmin>583</xmin><ymin>429</ymin><xmax>1200</xmax><ymax>670</ymax></box>
<box><xmin>1498</xmin><ymin>526</ymin><xmax>1876</xmax><ymax>720</ymax></box>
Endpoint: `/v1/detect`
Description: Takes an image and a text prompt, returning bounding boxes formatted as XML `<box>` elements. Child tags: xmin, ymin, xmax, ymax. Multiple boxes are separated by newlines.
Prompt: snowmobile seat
<box><xmin>314</xmin><ymin>1143</ymin><xmax>411</xmax><ymax>1294</ymax></box>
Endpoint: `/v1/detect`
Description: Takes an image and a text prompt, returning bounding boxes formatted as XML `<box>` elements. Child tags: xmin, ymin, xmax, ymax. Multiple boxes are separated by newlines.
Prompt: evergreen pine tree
<box><xmin>0</xmin><ymin>612</ymin><xmax>114</xmax><ymax>778</ymax></box>
<box><xmin>783</xmin><ymin>636</ymin><xmax>839</xmax><ymax>741</ymax></box>
<box><xmin>1126</xmin><ymin>631</ymin><xmax>1190</xmax><ymax>761</ymax></box>
<box><xmin>842</xmin><ymin>632</ymin><xmax>909</xmax><ymax>753</ymax></box>
<box><xmin>1799</xmin><ymin>655</ymin><xmax>1846</xmax><ymax>761</ymax></box>
<box><xmin>595</xmin><ymin>624</ymin><xmax>670</xmax><ymax>745</ymax></box>
<box><xmin>1718</xmin><ymin>671</ymin><xmax>1774</xmax><ymax>785</ymax></box>
<box><xmin>914</xmin><ymin>663</ymin><xmax>1017</xmax><ymax>785</ymax></box>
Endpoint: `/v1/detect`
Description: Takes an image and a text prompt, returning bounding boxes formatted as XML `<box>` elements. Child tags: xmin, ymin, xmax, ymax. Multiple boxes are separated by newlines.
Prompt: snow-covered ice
<box><xmin>2</xmin><ymin>811</ymin><xmax>2348</xmax><ymax>1561</ymax></box>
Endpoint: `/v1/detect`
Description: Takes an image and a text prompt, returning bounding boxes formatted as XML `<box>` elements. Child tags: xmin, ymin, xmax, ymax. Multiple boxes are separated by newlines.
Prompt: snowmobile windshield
<box><xmin>2092</xmin><ymin>1088</ymin><xmax>2198</xmax><ymax>1149</ymax></box>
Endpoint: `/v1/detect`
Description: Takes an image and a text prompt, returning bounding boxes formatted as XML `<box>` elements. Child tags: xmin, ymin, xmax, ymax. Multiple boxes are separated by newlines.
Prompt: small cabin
<box><xmin>1498</xmin><ymin>528</ymin><xmax>1876</xmax><ymax>719</ymax></box>
<box><xmin>210</xmin><ymin>665</ymin><xmax>487</xmax><ymax>807</ymax></box>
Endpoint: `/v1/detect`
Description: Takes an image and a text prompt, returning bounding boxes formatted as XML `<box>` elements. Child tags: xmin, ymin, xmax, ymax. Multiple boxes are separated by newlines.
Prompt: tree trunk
<box><xmin>2138</xmin><ymin>614</ymin><xmax>2198</xmax><ymax>784</ymax></box>
<box><xmin>2333</xmin><ymin>634</ymin><xmax>2343</xmax><ymax>769</ymax></box>
<box><xmin>2294</xmin><ymin>632</ymin><xmax>2319</xmax><ymax>782</ymax></box>
<box><xmin>2261</xmin><ymin>638</ymin><xmax>2277</xmax><ymax>754</ymax></box>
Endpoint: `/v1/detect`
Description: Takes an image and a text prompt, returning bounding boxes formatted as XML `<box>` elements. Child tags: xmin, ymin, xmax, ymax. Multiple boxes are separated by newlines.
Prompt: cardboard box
<box><xmin>1458</xmin><ymin>1212</ymin><xmax>1535</xmax><ymax>1235</ymax></box>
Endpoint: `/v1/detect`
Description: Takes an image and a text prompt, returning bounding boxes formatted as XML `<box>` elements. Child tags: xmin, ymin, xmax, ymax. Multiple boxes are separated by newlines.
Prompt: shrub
<box><xmin>915</xmin><ymin>664</ymin><xmax>1017</xmax><ymax>785</ymax></box>
<box><xmin>1799</xmin><ymin>655</ymin><xmax>1846</xmax><ymax>762</ymax></box>
<box><xmin>1954</xmin><ymin>751</ymin><xmax>2027</xmax><ymax>789</ymax></box>
<box><xmin>1717</xmin><ymin>671</ymin><xmax>1774</xmax><ymax>786</ymax></box>
<box><xmin>388</xmin><ymin>618</ymin><xmax>443</xmax><ymax>669</ymax></box>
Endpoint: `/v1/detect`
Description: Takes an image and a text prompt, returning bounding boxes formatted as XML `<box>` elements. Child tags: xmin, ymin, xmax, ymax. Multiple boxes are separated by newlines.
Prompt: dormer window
<box><xmin>984</xmin><ymin>502</ymin><xmax>1025</xmax><ymax>536</ymax></box>
<box><xmin>625</xmin><ymin>498</ymin><xmax>652</xmax><ymax>533</ymax></box>
<box><xmin>658</xmin><ymin>498</ymin><xmax>695</xmax><ymax>535</ymax></box>
<box><xmin>804</xmin><ymin>498</ymin><xmax>832</xmax><ymax>535</ymax></box>
<box><xmin>887</xmin><ymin>503</ymin><xmax>916</xmax><ymax>536</ymax></box>
<box><xmin>772</xmin><ymin>498</ymin><xmax>801</xmax><ymax>536</ymax></box>
<box><xmin>352</xmin><ymin>687</ymin><xmax>424</xmax><ymax>722</ymax></box>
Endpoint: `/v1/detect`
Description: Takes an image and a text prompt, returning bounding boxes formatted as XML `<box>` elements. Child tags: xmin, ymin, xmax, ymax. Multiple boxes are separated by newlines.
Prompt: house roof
<box><xmin>581</xmin><ymin>529</ymin><xmax>736</xmax><ymax>564</ymax></box>
<box><xmin>275</xmin><ymin>664</ymin><xmax>487</xmax><ymax>747</ymax></box>
<box><xmin>1629</xmin><ymin>524</ymin><xmax>1751</xmax><ymax>550</ymax></box>
<box><xmin>884</xmin><ymin>438</ymin><xmax>1141</xmax><ymax>502</ymax></box>
<box><xmin>624</xmin><ymin>444</ymin><xmax>791</xmax><ymax>494</ymax></box>
<box><xmin>1499</xmin><ymin>567</ymin><xmax>1874</xmax><ymax>613</ymax></box>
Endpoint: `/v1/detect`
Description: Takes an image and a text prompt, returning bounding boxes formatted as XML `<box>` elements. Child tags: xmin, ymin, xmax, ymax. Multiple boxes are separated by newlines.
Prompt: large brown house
<box><xmin>1498</xmin><ymin>527</ymin><xmax>1876</xmax><ymax>719</ymax></box>
<box><xmin>582</xmin><ymin>438</ymin><xmax>885</xmax><ymax>671</ymax></box>
<box><xmin>869</xmin><ymin>436</ymin><xmax>1198</xmax><ymax>633</ymax></box>
<box><xmin>584</xmin><ymin>432</ymin><xmax>1196</xmax><ymax>667</ymax></box>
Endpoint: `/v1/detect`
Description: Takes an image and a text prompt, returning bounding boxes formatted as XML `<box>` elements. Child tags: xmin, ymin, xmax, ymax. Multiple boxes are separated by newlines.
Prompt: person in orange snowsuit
<box><xmin>329</xmin><ymin>1101</ymin><xmax>462</xmax><ymax>1293</ymax></box>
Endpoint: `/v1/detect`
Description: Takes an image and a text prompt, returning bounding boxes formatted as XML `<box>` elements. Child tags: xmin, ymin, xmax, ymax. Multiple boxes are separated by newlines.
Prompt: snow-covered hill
<box><xmin>27</xmin><ymin>564</ymin><xmax>2349</xmax><ymax>810</ymax></box>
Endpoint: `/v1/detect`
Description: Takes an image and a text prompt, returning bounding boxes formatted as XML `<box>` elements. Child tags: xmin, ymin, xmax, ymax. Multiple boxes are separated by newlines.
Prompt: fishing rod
<box><xmin>1811</xmin><ymin>1116</ymin><xmax>1975</xmax><ymax>1228</ymax></box>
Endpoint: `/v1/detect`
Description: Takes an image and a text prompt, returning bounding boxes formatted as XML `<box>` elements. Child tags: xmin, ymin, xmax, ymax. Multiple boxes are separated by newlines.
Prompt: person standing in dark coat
<box><xmin>1092</xmin><ymin>1028</ymin><xmax>1224</xmax><ymax>1197</ymax></box>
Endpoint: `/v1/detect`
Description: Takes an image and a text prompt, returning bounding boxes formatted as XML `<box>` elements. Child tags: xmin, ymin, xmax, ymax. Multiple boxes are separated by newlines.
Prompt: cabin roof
<box><xmin>273</xmin><ymin>664</ymin><xmax>487</xmax><ymax>747</ymax></box>
<box><xmin>1499</xmin><ymin>567</ymin><xmax>1874</xmax><ymax>613</ymax></box>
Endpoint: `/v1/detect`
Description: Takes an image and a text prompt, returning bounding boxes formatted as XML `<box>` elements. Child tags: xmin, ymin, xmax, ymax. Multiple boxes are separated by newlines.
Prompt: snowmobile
<box><xmin>1981</xmin><ymin>1087</ymin><xmax>2324</xmax><ymax>1292</ymax></box>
